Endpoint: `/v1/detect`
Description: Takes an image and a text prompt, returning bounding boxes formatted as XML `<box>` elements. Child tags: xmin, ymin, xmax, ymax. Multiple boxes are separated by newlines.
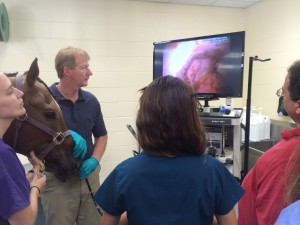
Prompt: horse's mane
<box><xmin>37</xmin><ymin>77</ymin><xmax>56</xmax><ymax>98</ymax></box>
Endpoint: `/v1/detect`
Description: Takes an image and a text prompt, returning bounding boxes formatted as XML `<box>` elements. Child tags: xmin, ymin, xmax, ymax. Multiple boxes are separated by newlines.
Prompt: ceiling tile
<box><xmin>128</xmin><ymin>0</ymin><xmax>264</xmax><ymax>8</ymax></box>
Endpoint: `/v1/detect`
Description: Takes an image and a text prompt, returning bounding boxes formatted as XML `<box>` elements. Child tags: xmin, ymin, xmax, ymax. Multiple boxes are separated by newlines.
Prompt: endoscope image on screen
<box><xmin>153</xmin><ymin>31</ymin><xmax>245</xmax><ymax>99</ymax></box>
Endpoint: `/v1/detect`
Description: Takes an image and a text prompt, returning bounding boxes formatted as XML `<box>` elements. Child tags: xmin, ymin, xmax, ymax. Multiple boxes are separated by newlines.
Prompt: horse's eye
<box><xmin>43</xmin><ymin>111</ymin><xmax>56</xmax><ymax>120</ymax></box>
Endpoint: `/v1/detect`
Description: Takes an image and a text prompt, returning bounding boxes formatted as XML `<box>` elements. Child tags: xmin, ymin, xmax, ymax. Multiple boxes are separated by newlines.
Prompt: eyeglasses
<box><xmin>276</xmin><ymin>88</ymin><xmax>283</xmax><ymax>97</ymax></box>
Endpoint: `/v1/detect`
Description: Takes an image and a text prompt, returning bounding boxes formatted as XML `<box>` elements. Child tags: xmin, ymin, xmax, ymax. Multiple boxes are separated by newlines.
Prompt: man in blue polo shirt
<box><xmin>41</xmin><ymin>46</ymin><xmax>108</xmax><ymax>225</ymax></box>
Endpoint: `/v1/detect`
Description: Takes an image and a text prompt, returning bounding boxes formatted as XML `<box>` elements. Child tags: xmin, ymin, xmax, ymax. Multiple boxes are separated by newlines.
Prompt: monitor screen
<box><xmin>153</xmin><ymin>31</ymin><xmax>245</xmax><ymax>100</ymax></box>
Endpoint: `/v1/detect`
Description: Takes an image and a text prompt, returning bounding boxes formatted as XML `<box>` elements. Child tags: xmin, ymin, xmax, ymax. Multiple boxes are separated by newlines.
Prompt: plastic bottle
<box><xmin>263</xmin><ymin>115</ymin><xmax>271</xmax><ymax>139</ymax></box>
<box><xmin>250</xmin><ymin>107</ymin><xmax>260</xmax><ymax>142</ymax></box>
<box><xmin>257</xmin><ymin>108</ymin><xmax>265</xmax><ymax>141</ymax></box>
<box><xmin>241</xmin><ymin>107</ymin><xmax>246</xmax><ymax>142</ymax></box>
<box><xmin>225</xmin><ymin>98</ymin><xmax>234</xmax><ymax>111</ymax></box>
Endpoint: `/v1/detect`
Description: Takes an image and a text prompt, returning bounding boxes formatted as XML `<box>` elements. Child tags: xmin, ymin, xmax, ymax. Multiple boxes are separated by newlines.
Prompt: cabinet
<box><xmin>200</xmin><ymin>109</ymin><xmax>243</xmax><ymax>179</ymax></box>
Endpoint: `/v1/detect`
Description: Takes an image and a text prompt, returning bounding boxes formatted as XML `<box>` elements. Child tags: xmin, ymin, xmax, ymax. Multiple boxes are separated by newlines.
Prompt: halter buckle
<box><xmin>53</xmin><ymin>132</ymin><xmax>65</xmax><ymax>145</ymax></box>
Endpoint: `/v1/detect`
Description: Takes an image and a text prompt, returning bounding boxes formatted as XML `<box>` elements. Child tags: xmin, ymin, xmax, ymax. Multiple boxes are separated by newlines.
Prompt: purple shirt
<box><xmin>0</xmin><ymin>139</ymin><xmax>30</xmax><ymax>224</ymax></box>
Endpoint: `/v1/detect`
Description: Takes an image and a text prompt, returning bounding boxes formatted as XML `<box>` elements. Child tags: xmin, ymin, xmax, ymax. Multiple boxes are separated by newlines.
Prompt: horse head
<box><xmin>3</xmin><ymin>58</ymin><xmax>78</xmax><ymax>182</ymax></box>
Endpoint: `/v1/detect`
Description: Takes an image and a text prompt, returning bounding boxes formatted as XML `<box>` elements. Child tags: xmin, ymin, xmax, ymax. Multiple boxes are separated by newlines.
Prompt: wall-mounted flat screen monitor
<box><xmin>153</xmin><ymin>31</ymin><xmax>245</xmax><ymax>101</ymax></box>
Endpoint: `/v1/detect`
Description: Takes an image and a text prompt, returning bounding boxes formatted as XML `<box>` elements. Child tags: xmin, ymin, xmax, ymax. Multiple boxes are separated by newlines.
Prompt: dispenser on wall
<box><xmin>0</xmin><ymin>2</ymin><xmax>9</xmax><ymax>42</ymax></box>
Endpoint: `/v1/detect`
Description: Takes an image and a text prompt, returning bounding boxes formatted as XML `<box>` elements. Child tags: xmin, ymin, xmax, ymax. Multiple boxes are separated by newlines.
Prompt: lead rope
<box><xmin>77</xmin><ymin>161</ymin><xmax>103</xmax><ymax>216</ymax></box>
<box><xmin>85</xmin><ymin>178</ymin><xmax>102</xmax><ymax>216</ymax></box>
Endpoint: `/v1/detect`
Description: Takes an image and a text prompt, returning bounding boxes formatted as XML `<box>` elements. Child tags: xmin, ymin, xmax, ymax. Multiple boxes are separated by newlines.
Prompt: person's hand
<box><xmin>79</xmin><ymin>157</ymin><xmax>99</xmax><ymax>180</ymax></box>
<box><xmin>30</xmin><ymin>170</ymin><xmax>47</xmax><ymax>194</ymax></box>
<box><xmin>28</xmin><ymin>151</ymin><xmax>47</xmax><ymax>194</ymax></box>
<box><xmin>27</xmin><ymin>151</ymin><xmax>41</xmax><ymax>171</ymax></box>
<box><xmin>69</xmin><ymin>130</ymin><xmax>87</xmax><ymax>159</ymax></box>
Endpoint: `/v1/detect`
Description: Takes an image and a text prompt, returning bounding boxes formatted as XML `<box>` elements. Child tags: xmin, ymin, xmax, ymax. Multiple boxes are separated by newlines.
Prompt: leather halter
<box><xmin>13</xmin><ymin>73</ymin><xmax>71</xmax><ymax>159</ymax></box>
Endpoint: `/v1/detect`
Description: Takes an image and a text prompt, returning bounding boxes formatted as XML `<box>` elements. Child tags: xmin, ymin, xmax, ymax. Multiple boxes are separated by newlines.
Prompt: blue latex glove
<box><xmin>79</xmin><ymin>156</ymin><xmax>99</xmax><ymax>180</ymax></box>
<box><xmin>69</xmin><ymin>130</ymin><xmax>87</xmax><ymax>159</ymax></box>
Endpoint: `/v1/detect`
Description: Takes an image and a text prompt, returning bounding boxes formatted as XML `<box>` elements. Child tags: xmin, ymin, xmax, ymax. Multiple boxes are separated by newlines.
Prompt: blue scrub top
<box><xmin>95</xmin><ymin>152</ymin><xmax>244</xmax><ymax>225</ymax></box>
<box><xmin>275</xmin><ymin>200</ymin><xmax>300</xmax><ymax>225</ymax></box>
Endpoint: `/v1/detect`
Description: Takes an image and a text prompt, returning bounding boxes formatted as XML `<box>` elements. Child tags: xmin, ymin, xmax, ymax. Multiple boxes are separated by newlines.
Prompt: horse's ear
<box><xmin>26</xmin><ymin>58</ymin><xmax>39</xmax><ymax>87</ymax></box>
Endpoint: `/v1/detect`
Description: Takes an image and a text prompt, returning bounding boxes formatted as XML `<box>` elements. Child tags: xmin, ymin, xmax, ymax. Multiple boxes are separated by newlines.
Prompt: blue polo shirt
<box><xmin>49</xmin><ymin>83</ymin><xmax>107</xmax><ymax>159</ymax></box>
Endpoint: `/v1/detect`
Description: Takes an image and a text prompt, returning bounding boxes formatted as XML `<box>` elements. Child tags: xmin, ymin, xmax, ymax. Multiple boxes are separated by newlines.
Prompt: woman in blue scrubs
<box><xmin>95</xmin><ymin>75</ymin><xmax>244</xmax><ymax>225</ymax></box>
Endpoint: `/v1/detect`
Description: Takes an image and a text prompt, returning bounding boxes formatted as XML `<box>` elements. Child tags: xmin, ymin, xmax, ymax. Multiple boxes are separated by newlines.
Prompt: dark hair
<box><xmin>136</xmin><ymin>75</ymin><xmax>206</xmax><ymax>156</ymax></box>
<box><xmin>288</xmin><ymin>60</ymin><xmax>300</xmax><ymax>101</ymax></box>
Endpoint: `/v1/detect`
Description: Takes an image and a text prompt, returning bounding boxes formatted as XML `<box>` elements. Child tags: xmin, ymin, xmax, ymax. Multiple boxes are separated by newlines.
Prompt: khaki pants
<box><xmin>41</xmin><ymin>166</ymin><xmax>101</xmax><ymax>225</ymax></box>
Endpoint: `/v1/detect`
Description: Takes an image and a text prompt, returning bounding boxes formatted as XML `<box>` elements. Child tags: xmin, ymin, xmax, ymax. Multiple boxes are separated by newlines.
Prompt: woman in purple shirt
<box><xmin>0</xmin><ymin>72</ymin><xmax>46</xmax><ymax>225</ymax></box>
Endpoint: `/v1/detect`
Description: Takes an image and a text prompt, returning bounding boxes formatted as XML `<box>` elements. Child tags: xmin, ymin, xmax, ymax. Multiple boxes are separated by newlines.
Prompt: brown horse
<box><xmin>3</xmin><ymin>58</ymin><xmax>78</xmax><ymax>182</ymax></box>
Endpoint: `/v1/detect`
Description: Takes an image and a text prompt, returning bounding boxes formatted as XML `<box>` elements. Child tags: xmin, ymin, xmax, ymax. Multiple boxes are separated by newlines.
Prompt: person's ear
<box><xmin>63</xmin><ymin>66</ymin><xmax>72</xmax><ymax>77</ymax></box>
<box><xmin>277</xmin><ymin>96</ymin><xmax>288</xmax><ymax>116</ymax></box>
<box><xmin>295</xmin><ymin>100</ymin><xmax>300</xmax><ymax>115</ymax></box>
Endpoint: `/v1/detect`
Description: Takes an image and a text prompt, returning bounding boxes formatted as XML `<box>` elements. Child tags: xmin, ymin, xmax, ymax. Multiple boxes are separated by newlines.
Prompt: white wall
<box><xmin>0</xmin><ymin>0</ymin><xmax>246</xmax><ymax>179</ymax></box>
<box><xmin>245</xmin><ymin>0</ymin><xmax>300</xmax><ymax>121</ymax></box>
